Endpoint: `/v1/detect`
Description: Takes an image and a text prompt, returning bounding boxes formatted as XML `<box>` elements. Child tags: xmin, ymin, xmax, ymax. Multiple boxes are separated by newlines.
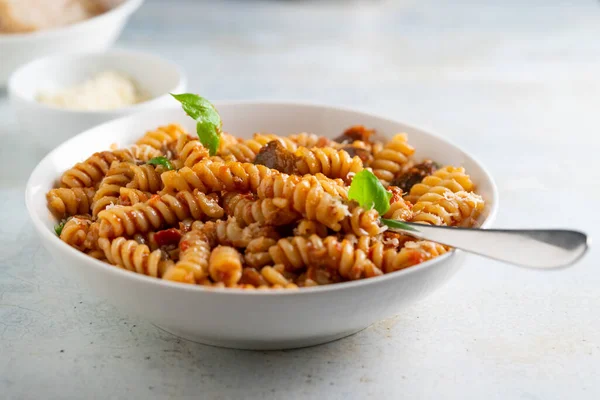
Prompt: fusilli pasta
<box><xmin>98</xmin><ymin>190</ymin><xmax>223</xmax><ymax>238</ymax></box>
<box><xmin>257</xmin><ymin>174</ymin><xmax>348</xmax><ymax>231</ymax></box>
<box><xmin>244</xmin><ymin>237</ymin><xmax>277</xmax><ymax>269</ymax></box>
<box><xmin>47</xmin><ymin>119</ymin><xmax>485</xmax><ymax>289</ymax></box>
<box><xmin>223</xmin><ymin>192</ymin><xmax>300</xmax><ymax>226</ymax></box>
<box><xmin>129</xmin><ymin>164</ymin><xmax>163</xmax><ymax>193</ymax></box>
<box><xmin>405</xmin><ymin>165</ymin><xmax>474</xmax><ymax>204</ymax></box>
<box><xmin>135</xmin><ymin>124</ymin><xmax>187</xmax><ymax>149</ymax></box>
<box><xmin>91</xmin><ymin>162</ymin><xmax>133</xmax><ymax>217</ymax></box>
<box><xmin>172</xmin><ymin>134</ymin><xmax>210</xmax><ymax>169</ymax></box>
<box><xmin>220</xmin><ymin>133</ymin><xmax>297</xmax><ymax>163</ymax></box>
<box><xmin>99</xmin><ymin>237</ymin><xmax>170</xmax><ymax>278</ymax></box>
<box><xmin>411</xmin><ymin>191</ymin><xmax>484</xmax><ymax>226</ymax></box>
<box><xmin>163</xmin><ymin>229</ymin><xmax>211</xmax><ymax>284</ymax></box>
<box><xmin>370</xmin><ymin>133</ymin><xmax>415</xmax><ymax>185</ymax></box>
<box><xmin>161</xmin><ymin>161</ymin><xmax>274</xmax><ymax>194</ymax></box>
<box><xmin>60</xmin><ymin>151</ymin><xmax>122</xmax><ymax>188</ymax></box>
<box><xmin>288</xmin><ymin>133</ymin><xmax>333</xmax><ymax>148</ymax></box>
<box><xmin>60</xmin><ymin>217</ymin><xmax>92</xmax><ymax>251</ymax></box>
<box><xmin>47</xmin><ymin>188</ymin><xmax>95</xmax><ymax>218</ymax></box>
<box><xmin>209</xmin><ymin>246</ymin><xmax>243</xmax><ymax>286</ymax></box>
<box><xmin>294</xmin><ymin>147</ymin><xmax>363</xmax><ymax>182</ymax></box>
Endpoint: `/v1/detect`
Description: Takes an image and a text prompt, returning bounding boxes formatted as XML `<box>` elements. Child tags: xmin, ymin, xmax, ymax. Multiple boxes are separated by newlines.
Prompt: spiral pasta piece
<box><xmin>60</xmin><ymin>151</ymin><xmax>121</xmax><ymax>188</ymax></box>
<box><xmin>220</xmin><ymin>133</ymin><xmax>297</xmax><ymax>163</ymax></box>
<box><xmin>405</xmin><ymin>165</ymin><xmax>474</xmax><ymax>204</ymax></box>
<box><xmin>172</xmin><ymin>134</ymin><xmax>209</xmax><ymax>169</ymax></box>
<box><xmin>256</xmin><ymin>173</ymin><xmax>346</xmax><ymax>200</ymax></box>
<box><xmin>135</xmin><ymin>124</ymin><xmax>187</xmax><ymax>149</ymax></box>
<box><xmin>209</xmin><ymin>246</ymin><xmax>243</xmax><ymax>286</ymax></box>
<box><xmin>370</xmin><ymin>133</ymin><xmax>415</xmax><ymax>185</ymax></box>
<box><xmin>411</xmin><ymin>191</ymin><xmax>484</xmax><ymax>226</ymax></box>
<box><xmin>127</xmin><ymin>144</ymin><xmax>163</xmax><ymax>162</ymax></box>
<box><xmin>98</xmin><ymin>237</ymin><xmax>170</xmax><ymax>278</ymax></box>
<box><xmin>163</xmin><ymin>229</ymin><xmax>211</xmax><ymax>284</ymax></box>
<box><xmin>47</xmin><ymin>188</ymin><xmax>95</xmax><ymax>218</ymax></box>
<box><xmin>85</xmin><ymin>249</ymin><xmax>106</xmax><ymax>261</ymax></box>
<box><xmin>288</xmin><ymin>133</ymin><xmax>333</xmax><ymax>148</ymax></box>
<box><xmin>161</xmin><ymin>161</ymin><xmax>275</xmax><ymax>194</ymax></box>
<box><xmin>295</xmin><ymin>147</ymin><xmax>363</xmax><ymax>182</ymax></box>
<box><xmin>310</xmin><ymin>236</ymin><xmax>381</xmax><ymax>281</ymax></box>
<box><xmin>370</xmin><ymin>141</ymin><xmax>384</xmax><ymax>156</ymax></box>
<box><xmin>257</xmin><ymin>174</ymin><xmax>348</xmax><ymax>230</ymax></box>
<box><xmin>293</xmin><ymin>219</ymin><xmax>329</xmax><ymax>238</ymax></box>
<box><xmin>268</xmin><ymin>235</ymin><xmax>318</xmax><ymax>271</ymax></box>
<box><xmin>243</xmin><ymin>237</ymin><xmax>277</xmax><ymax>269</ymax></box>
<box><xmin>117</xmin><ymin>188</ymin><xmax>150</xmax><ymax>206</ymax></box>
<box><xmin>129</xmin><ymin>164</ymin><xmax>163</xmax><ymax>193</ymax></box>
<box><xmin>60</xmin><ymin>217</ymin><xmax>92</xmax><ymax>250</ymax></box>
<box><xmin>223</xmin><ymin>192</ymin><xmax>300</xmax><ymax>227</ymax></box>
<box><xmin>369</xmin><ymin>240</ymin><xmax>448</xmax><ymax>273</ymax></box>
<box><xmin>98</xmin><ymin>190</ymin><xmax>224</xmax><ymax>238</ymax></box>
<box><xmin>312</xmin><ymin>173</ymin><xmax>348</xmax><ymax>199</ymax></box>
<box><xmin>384</xmin><ymin>186</ymin><xmax>413</xmax><ymax>221</ymax></box>
<box><xmin>209</xmin><ymin>217</ymin><xmax>279</xmax><ymax>248</ymax></box>
<box><xmin>91</xmin><ymin>162</ymin><xmax>134</xmax><ymax>217</ymax></box>
<box><xmin>239</xmin><ymin>267</ymin><xmax>269</xmax><ymax>286</ymax></box>
<box><xmin>218</xmin><ymin>132</ymin><xmax>240</xmax><ymax>152</ymax></box>
<box><xmin>83</xmin><ymin>221</ymin><xmax>100</xmax><ymax>251</ymax></box>
<box><xmin>269</xmin><ymin>235</ymin><xmax>381</xmax><ymax>280</ymax></box>
<box><xmin>261</xmin><ymin>265</ymin><xmax>292</xmax><ymax>286</ymax></box>
<box><xmin>340</xmin><ymin>205</ymin><xmax>384</xmax><ymax>236</ymax></box>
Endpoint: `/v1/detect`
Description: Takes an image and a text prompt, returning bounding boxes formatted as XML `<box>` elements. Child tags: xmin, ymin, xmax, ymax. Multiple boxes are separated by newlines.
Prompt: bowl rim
<box><xmin>0</xmin><ymin>0</ymin><xmax>144</xmax><ymax>41</ymax></box>
<box><xmin>25</xmin><ymin>101</ymin><xmax>499</xmax><ymax>296</ymax></box>
<box><xmin>7</xmin><ymin>48</ymin><xmax>187</xmax><ymax>115</ymax></box>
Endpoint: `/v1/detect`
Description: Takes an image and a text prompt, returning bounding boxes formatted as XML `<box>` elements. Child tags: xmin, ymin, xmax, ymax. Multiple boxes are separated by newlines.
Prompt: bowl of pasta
<box><xmin>26</xmin><ymin>98</ymin><xmax>498</xmax><ymax>350</ymax></box>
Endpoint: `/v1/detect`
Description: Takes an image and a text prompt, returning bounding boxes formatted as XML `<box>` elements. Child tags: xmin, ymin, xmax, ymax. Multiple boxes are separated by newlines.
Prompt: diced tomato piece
<box><xmin>153</xmin><ymin>228</ymin><xmax>182</xmax><ymax>247</ymax></box>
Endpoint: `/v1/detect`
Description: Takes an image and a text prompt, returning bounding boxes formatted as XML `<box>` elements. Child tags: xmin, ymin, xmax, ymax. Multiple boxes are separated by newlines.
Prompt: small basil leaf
<box><xmin>147</xmin><ymin>156</ymin><xmax>174</xmax><ymax>170</ymax></box>
<box><xmin>348</xmin><ymin>169</ymin><xmax>392</xmax><ymax>215</ymax></box>
<box><xmin>54</xmin><ymin>220</ymin><xmax>66</xmax><ymax>236</ymax></box>
<box><xmin>171</xmin><ymin>93</ymin><xmax>222</xmax><ymax>156</ymax></box>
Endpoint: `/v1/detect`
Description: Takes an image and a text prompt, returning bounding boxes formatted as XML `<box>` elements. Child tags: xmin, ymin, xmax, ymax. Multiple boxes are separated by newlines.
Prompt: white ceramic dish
<box><xmin>8</xmin><ymin>49</ymin><xmax>186</xmax><ymax>150</ymax></box>
<box><xmin>26</xmin><ymin>102</ymin><xmax>498</xmax><ymax>350</ymax></box>
<box><xmin>0</xmin><ymin>0</ymin><xmax>144</xmax><ymax>86</ymax></box>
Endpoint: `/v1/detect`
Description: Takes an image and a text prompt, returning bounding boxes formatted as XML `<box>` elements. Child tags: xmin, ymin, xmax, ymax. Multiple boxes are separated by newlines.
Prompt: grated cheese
<box><xmin>37</xmin><ymin>70</ymin><xmax>150</xmax><ymax>111</ymax></box>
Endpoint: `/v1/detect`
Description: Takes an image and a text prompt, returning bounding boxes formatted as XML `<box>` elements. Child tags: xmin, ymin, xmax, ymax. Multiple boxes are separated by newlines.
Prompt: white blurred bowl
<box><xmin>25</xmin><ymin>102</ymin><xmax>498</xmax><ymax>350</ymax></box>
<box><xmin>0</xmin><ymin>0</ymin><xmax>144</xmax><ymax>86</ymax></box>
<box><xmin>8</xmin><ymin>49</ymin><xmax>186</xmax><ymax>149</ymax></box>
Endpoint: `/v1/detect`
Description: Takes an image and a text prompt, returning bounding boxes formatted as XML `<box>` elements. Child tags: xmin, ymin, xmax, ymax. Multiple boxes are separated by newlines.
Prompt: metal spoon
<box><xmin>384</xmin><ymin>221</ymin><xmax>589</xmax><ymax>269</ymax></box>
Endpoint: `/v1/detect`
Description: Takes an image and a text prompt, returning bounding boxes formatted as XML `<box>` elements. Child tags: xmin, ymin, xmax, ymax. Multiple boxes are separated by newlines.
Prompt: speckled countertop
<box><xmin>1</xmin><ymin>1</ymin><xmax>599</xmax><ymax>399</ymax></box>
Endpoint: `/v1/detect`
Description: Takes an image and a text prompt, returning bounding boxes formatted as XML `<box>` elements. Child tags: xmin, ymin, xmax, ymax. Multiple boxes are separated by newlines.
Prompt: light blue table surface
<box><xmin>1</xmin><ymin>1</ymin><xmax>599</xmax><ymax>399</ymax></box>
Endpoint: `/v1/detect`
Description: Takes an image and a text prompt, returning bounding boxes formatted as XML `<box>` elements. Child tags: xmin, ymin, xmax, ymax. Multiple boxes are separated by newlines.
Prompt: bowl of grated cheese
<box><xmin>8</xmin><ymin>49</ymin><xmax>187</xmax><ymax>149</ymax></box>
<box><xmin>0</xmin><ymin>0</ymin><xmax>144</xmax><ymax>86</ymax></box>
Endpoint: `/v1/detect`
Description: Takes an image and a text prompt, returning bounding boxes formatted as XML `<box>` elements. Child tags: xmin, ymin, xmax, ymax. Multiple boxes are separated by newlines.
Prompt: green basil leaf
<box><xmin>171</xmin><ymin>93</ymin><xmax>222</xmax><ymax>156</ymax></box>
<box><xmin>54</xmin><ymin>220</ymin><xmax>66</xmax><ymax>236</ymax></box>
<box><xmin>196</xmin><ymin>119</ymin><xmax>220</xmax><ymax>157</ymax></box>
<box><xmin>348</xmin><ymin>169</ymin><xmax>392</xmax><ymax>215</ymax></box>
<box><xmin>380</xmin><ymin>218</ymin><xmax>417</xmax><ymax>232</ymax></box>
<box><xmin>147</xmin><ymin>156</ymin><xmax>174</xmax><ymax>171</ymax></box>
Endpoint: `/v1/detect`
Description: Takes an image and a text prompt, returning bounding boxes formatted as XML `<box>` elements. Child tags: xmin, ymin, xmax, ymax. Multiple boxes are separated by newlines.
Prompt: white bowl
<box><xmin>8</xmin><ymin>49</ymin><xmax>186</xmax><ymax>150</ymax></box>
<box><xmin>25</xmin><ymin>102</ymin><xmax>498</xmax><ymax>350</ymax></box>
<box><xmin>0</xmin><ymin>0</ymin><xmax>144</xmax><ymax>86</ymax></box>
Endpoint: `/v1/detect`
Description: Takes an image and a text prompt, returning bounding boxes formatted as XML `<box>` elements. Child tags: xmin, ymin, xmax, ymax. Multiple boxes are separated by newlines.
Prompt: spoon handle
<box><xmin>388</xmin><ymin>223</ymin><xmax>589</xmax><ymax>269</ymax></box>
